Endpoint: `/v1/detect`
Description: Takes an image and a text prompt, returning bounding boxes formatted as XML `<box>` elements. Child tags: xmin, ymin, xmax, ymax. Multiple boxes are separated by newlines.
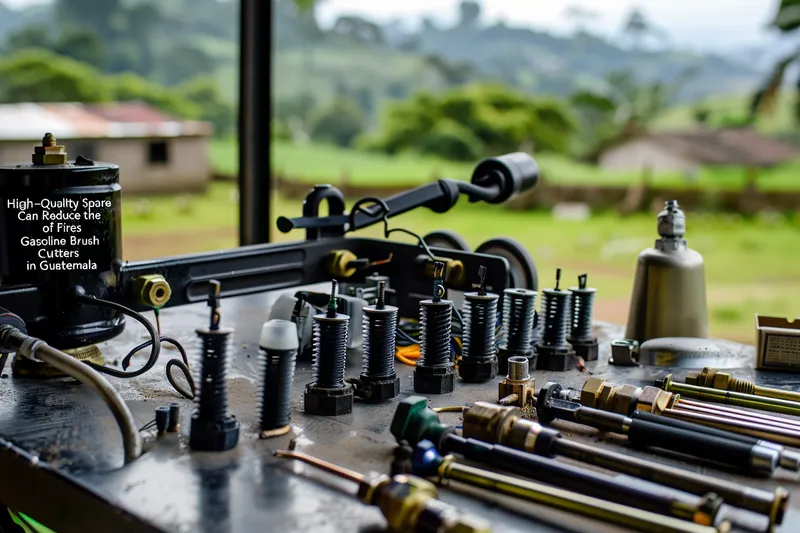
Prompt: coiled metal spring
<box><xmin>569</xmin><ymin>274</ymin><xmax>596</xmax><ymax>342</ymax></box>
<box><xmin>499</xmin><ymin>289</ymin><xmax>537</xmax><ymax>353</ymax></box>
<box><xmin>362</xmin><ymin>306</ymin><xmax>398</xmax><ymax>378</ymax></box>
<box><xmin>260</xmin><ymin>346</ymin><xmax>296</xmax><ymax>434</ymax></box>
<box><xmin>419</xmin><ymin>300</ymin><xmax>452</xmax><ymax>367</ymax></box>
<box><xmin>311</xmin><ymin>314</ymin><xmax>349</xmax><ymax>388</ymax></box>
<box><xmin>540</xmin><ymin>289</ymin><xmax>571</xmax><ymax>348</ymax></box>
<box><xmin>463</xmin><ymin>293</ymin><xmax>498</xmax><ymax>360</ymax></box>
<box><xmin>195</xmin><ymin>330</ymin><xmax>233</xmax><ymax>422</ymax></box>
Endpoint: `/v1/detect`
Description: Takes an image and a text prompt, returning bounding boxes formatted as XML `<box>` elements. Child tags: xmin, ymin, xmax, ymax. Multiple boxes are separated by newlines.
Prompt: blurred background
<box><xmin>0</xmin><ymin>0</ymin><xmax>798</xmax><ymax>342</ymax></box>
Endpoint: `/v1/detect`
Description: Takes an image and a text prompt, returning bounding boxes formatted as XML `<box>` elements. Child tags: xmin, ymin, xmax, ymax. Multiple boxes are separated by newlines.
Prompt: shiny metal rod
<box><xmin>677</xmin><ymin>399</ymin><xmax>800</xmax><ymax>432</ymax></box>
<box><xmin>660</xmin><ymin>375</ymin><xmax>800</xmax><ymax>417</ymax></box>
<box><xmin>663</xmin><ymin>408</ymin><xmax>800</xmax><ymax>448</ymax></box>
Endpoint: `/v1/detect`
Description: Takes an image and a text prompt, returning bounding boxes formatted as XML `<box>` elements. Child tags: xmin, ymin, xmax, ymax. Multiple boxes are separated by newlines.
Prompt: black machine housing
<box><xmin>0</xmin><ymin>152</ymin><xmax>539</xmax><ymax>349</ymax></box>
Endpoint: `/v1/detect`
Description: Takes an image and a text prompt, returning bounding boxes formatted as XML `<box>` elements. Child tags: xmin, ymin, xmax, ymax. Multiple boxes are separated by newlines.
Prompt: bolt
<box><xmin>567</xmin><ymin>274</ymin><xmax>598</xmax><ymax>362</ymax></box>
<box><xmin>356</xmin><ymin>280</ymin><xmax>400</xmax><ymax>402</ymax></box>
<box><xmin>535</xmin><ymin>269</ymin><xmax>576</xmax><ymax>371</ymax></box>
<box><xmin>497</xmin><ymin>288</ymin><xmax>537</xmax><ymax>374</ymax></box>
<box><xmin>259</xmin><ymin>319</ymin><xmax>299</xmax><ymax>438</ymax></box>
<box><xmin>414</xmin><ymin>263</ymin><xmax>455</xmax><ymax>394</ymax></box>
<box><xmin>459</xmin><ymin>266</ymin><xmax>499</xmax><ymax>383</ymax></box>
<box><xmin>189</xmin><ymin>280</ymin><xmax>239</xmax><ymax>452</ymax></box>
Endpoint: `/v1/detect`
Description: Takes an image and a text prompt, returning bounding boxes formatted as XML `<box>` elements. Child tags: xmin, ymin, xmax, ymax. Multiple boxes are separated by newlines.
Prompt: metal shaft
<box><xmin>661</xmin><ymin>377</ymin><xmax>800</xmax><ymax>417</ymax></box>
<box><xmin>688</xmin><ymin>367</ymin><xmax>800</xmax><ymax>404</ymax></box>
<box><xmin>677</xmin><ymin>400</ymin><xmax>800</xmax><ymax>432</ymax></box>
<box><xmin>663</xmin><ymin>408</ymin><xmax>800</xmax><ymax>449</ymax></box>
<box><xmin>438</xmin><ymin>459</ymin><xmax>725</xmax><ymax>533</ymax></box>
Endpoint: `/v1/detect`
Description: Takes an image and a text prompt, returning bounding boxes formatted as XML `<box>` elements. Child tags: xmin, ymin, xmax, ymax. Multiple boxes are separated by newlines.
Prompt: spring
<box><xmin>259</xmin><ymin>347</ymin><xmax>296</xmax><ymax>432</ymax></box>
<box><xmin>311</xmin><ymin>314</ymin><xmax>349</xmax><ymax>388</ymax></box>
<box><xmin>500</xmin><ymin>289</ymin><xmax>536</xmax><ymax>352</ymax></box>
<box><xmin>195</xmin><ymin>330</ymin><xmax>233</xmax><ymax>422</ymax></box>
<box><xmin>540</xmin><ymin>289</ymin><xmax>571</xmax><ymax>348</ymax></box>
<box><xmin>362</xmin><ymin>306</ymin><xmax>398</xmax><ymax>378</ymax></box>
<box><xmin>569</xmin><ymin>287</ymin><xmax>596</xmax><ymax>341</ymax></box>
<box><xmin>462</xmin><ymin>293</ymin><xmax>498</xmax><ymax>361</ymax></box>
<box><xmin>419</xmin><ymin>300</ymin><xmax>452</xmax><ymax>367</ymax></box>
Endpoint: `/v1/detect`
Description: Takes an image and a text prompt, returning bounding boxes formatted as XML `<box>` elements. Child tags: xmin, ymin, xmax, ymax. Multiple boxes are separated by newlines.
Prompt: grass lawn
<box><xmin>211</xmin><ymin>138</ymin><xmax>800</xmax><ymax>192</ymax></box>
<box><xmin>122</xmin><ymin>181</ymin><xmax>800</xmax><ymax>343</ymax></box>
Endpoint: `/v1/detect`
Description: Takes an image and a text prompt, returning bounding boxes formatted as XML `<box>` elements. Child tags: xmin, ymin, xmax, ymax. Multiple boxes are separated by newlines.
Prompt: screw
<box><xmin>189</xmin><ymin>280</ymin><xmax>239</xmax><ymax>452</ymax></box>
<box><xmin>259</xmin><ymin>319</ymin><xmax>299</xmax><ymax>438</ymax></box>
<box><xmin>459</xmin><ymin>266</ymin><xmax>499</xmax><ymax>383</ymax></box>
<box><xmin>568</xmin><ymin>273</ymin><xmax>598</xmax><ymax>362</ymax></box>
<box><xmin>535</xmin><ymin>269</ymin><xmax>576</xmax><ymax>371</ymax></box>
<box><xmin>356</xmin><ymin>280</ymin><xmax>400</xmax><ymax>403</ymax></box>
<box><xmin>304</xmin><ymin>280</ymin><xmax>353</xmax><ymax>416</ymax></box>
<box><xmin>414</xmin><ymin>262</ymin><xmax>455</xmax><ymax>394</ymax></box>
<box><xmin>497</xmin><ymin>288</ymin><xmax>537</xmax><ymax>374</ymax></box>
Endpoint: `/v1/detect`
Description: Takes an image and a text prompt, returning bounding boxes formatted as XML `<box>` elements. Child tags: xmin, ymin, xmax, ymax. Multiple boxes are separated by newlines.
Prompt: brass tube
<box><xmin>439</xmin><ymin>460</ymin><xmax>729</xmax><ymax>533</ymax></box>
<box><xmin>663</xmin><ymin>408</ymin><xmax>800</xmax><ymax>448</ymax></box>
<box><xmin>677</xmin><ymin>400</ymin><xmax>800</xmax><ymax>432</ymax></box>
<box><xmin>665</xmin><ymin>381</ymin><xmax>800</xmax><ymax>417</ymax></box>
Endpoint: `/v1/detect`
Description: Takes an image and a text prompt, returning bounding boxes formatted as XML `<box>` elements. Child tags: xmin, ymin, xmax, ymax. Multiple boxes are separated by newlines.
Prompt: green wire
<box><xmin>8</xmin><ymin>510</ymin><xmax>56</xmax><ymax>533</ymax></box>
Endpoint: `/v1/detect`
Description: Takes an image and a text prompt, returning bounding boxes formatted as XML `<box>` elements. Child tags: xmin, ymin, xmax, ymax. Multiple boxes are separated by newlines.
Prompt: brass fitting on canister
<box><xmin>133</xmin><ymin>275</ymin><xmax>172</xmax><ymax>308</ymax></box>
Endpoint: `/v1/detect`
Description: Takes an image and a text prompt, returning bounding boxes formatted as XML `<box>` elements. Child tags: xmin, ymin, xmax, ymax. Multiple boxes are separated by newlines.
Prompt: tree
<box><xmin>309</xmin><ymin>98</ymin><xmax>366</xmax><ymax>147</ymax></box>
<box><xmin>0</xmin><ymin>49</ymin><xmax>110</xmax><ymax>103</ymax></box>
<box><xmin>424</xmin><ymin>55</ymin><xmax>474</xmax><ymax>87</ymax></box>
<box><xmin>750</xmin><ymin>1</ymin><xmax>800</xmax><ymax>126</ymax></box>
<box><xmin>4</xmin><ymin>24</ymin><xmax>53</xmax><ymax>53</ymax></box>
<box><xmin>458</xmin><ymin>1</ymin><xmax>481</xmax><ymax>29</ymax></box>
<box><xmin>178</xmin><ymin>75</ymin><xmax>235</xmax><ymax>136</ymax></box>
<box><xmin>55</xmin><ymin>27</ymin><xmax>105</xmax><ymax>68</ymax></box>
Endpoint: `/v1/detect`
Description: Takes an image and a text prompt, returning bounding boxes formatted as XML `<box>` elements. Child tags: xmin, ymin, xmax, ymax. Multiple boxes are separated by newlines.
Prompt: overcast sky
<box><xmin>3</xmin><ymin>0</ymin><xmax>783</xmax><ymax>52</ymax></box>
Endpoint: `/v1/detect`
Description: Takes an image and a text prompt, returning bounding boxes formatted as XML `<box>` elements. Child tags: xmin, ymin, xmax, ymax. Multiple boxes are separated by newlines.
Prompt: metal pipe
<box><xmin>436</xmin><ymin>458</ymin><xmax>727</xmax><ymax>533</ymax></box>
<box><xmin>238</xmin><ymin>0</ymin><xmax>272</xmax><ymax>245</ymax></box>
<box><xmin>688</xmin><ymin>367</ymin><xmax>800</xmax><ymax>404</ymax></box>
<box><xmin>0</xmin><ymin>326</ymin><xmax>142</xmax><ymax>463</ymax></box>
<box><xmin>663</xmin><ymin>408</ymin><xmax>800</xmax><ymax>449</ymax></box>
<box><xmin>660</xmin><ymin>376</ymin><xmax>800</xmax><ymax>417</ymax></box>
<box><xmin>678</xmin><ymin>399</ymin><xmax>800</xmax><ymax>431</ymax></box>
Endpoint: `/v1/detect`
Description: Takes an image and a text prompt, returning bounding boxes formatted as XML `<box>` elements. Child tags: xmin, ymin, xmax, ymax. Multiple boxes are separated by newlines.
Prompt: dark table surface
<box><xmin>1</xmin><ymin>289</ymin><xmax>799</xmax><ymax>533</ymax></box>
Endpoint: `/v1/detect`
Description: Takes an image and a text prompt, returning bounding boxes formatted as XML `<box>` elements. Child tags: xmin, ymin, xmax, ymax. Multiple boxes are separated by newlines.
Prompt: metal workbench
<box><xmin>1</xmin><ymin>290</ymin><xmax>798</xmax><ymax>533</ymax></box>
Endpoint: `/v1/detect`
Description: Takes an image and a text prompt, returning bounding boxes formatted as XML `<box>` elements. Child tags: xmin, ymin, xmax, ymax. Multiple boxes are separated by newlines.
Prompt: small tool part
<box><xmin>755</xmin><ymin>315</ymin><xmax>800</xmax><ymax>372</ymax></box>
<box><xmin>190</xmin><ymin>280</ymin><xmax>240</xmax><ymax>452</ymax></box>
<box><xmin>353</xmin><ymin>281</ymin><xmax>400</xmax><ymax>402</ymax></box>
<box><xmin>567</xmin><ymin>274</ymin><xmax>598</xmax><ymax>362</ymax></box>
<box><xmin>688</xmin><ymin>366</ymin><xmax>800</xmax><ymax>404</ymax></box>
<box><xmin>610</xmin><ymin>339</ymin><xmax>640</xmax><ymax>366</ymax></box>
<box><xmin>625</xmin><ymin>200</ymin><xmax>709</xmax><ymax>343</ymax></box>
<box><xmin>569</xmin><ymin>377</ymin><xmax>800</xmax><ymax>464</ymax></box>
<box><xmin>304</xmin><ymin>280</ymin><xmax>353</xmax><ymax>416</ymax></box>
<box><xmin>167</xmin><ymin>402</ymin><xmax>181</xmax><ymax>433</ymax></box>
<box><xmin>497</xmin><ymin>356</ymin><xmax>535</xmax><ymax>407</ymax></box>
<box><xmin>273</xmin><ymin>448</ymin><xmax>490</xmax><ymax>533</ymax></box>
<box><xmin>497</xmin><ymin>287</ymin><xmax>536</xmax><ymax>374</ymax></box>
<box><xmin>32</xmin><ymin>133</ymin><xmax>67</xmax><ymax>165</ymax></box>
<box><xmin>657</xmin><ymin>373</ymin><xmax>800</xmax><ymax>418</ymax></box>
<box><xmin>397</xmin><ymin>413</ymin><xmax>724</xmax><ymax>526</ymax></box>
<box><xmin>414</xmin><ymin>262</ymin><xmax>456</xmax><ymax>394</ymax></box>
<box><xmin>258</xmin><ymin>319</ymin><xmax>299</xmax><ymax>438</ymax></box>
<box><xmin>413</xmin><ymin>441</ymin><xmax>727</xmax><ymax>533</ymax></box>
<box><xmin>458</xmin><ymin>266</ymin><xmax>499</xmax><ymax>383</ymax></box>
<box><xmin>154</xmin><ymin>405</ymin><xmax>170</xmax><ymax>435</ymax></box>
<box><xmin>536</xmin><ymin>382</ymin><xmax>779</xmax><ymax>475</ymax></box>
<box><xmin>535</xmin><ymin>269</ymin><xmax>576</xmax><ymax>371</ymax></box>
<box><xmin>389</xmin><ymin>397</ymin><xmax>787</xmax><ymax>525</ymax></box>
<box><xmin>390</xmin><ymin>440</ymin><xmax>414</xmax><ymax>476</ymax></box>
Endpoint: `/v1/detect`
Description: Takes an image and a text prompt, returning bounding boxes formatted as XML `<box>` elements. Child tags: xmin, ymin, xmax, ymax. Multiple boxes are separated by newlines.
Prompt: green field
<box><xmin>212</xmin><ymin>138</ymin><xmax>800</xmax><ymax>192</ymax></box>
<box><xmin>122</xmin><ymin>180</ymin><xmax>800</xmax><ymax>344</ymax></box>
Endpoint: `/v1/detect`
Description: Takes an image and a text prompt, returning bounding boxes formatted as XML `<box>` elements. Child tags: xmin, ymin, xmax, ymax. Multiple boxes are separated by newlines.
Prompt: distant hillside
<box><xmin>655</xmin><ymin>92</ymin><xmax>796</xmax><ymax>135</ymax></box>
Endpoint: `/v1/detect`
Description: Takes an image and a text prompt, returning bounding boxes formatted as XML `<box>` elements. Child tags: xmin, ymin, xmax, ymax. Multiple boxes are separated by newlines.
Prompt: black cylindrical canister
<box><xmin>0</xmin><ymin>158</ymin><xmax>123</xmax><ymax>348</ymax></box>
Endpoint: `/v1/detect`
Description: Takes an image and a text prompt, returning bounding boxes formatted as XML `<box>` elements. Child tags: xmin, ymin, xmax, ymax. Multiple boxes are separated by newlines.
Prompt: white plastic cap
<box><xmin>259</xmin><ymin>319</ymin><xmax>299</xmax><ymax>351</ymax></box>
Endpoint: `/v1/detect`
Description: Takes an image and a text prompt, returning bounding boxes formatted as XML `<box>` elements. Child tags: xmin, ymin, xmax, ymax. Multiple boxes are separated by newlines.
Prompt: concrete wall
<box><xmin>0</xmin><ymin>137</ymin><xmax>211</xmax><ymax>194</ymax></box>
<box><xmin>599</xmin><ymin>139</ymin><xmax>699</xmax><ymax>174</ymax></box>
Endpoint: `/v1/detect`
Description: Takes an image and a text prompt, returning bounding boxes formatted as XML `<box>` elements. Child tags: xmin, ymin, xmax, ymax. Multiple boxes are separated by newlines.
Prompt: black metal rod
<box><xmin>238</xmin><ymin>0</ymin><xmax>272</xmax><ymax>245</ymax></box>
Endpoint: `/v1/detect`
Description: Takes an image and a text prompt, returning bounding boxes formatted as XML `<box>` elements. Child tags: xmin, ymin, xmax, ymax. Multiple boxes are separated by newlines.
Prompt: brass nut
<box><xmin>133</xmin><ymin>275</ymin><xmax>172</xmax><ymax>308</ymax></box>
<box><xmin>580</xmin><ymin>377</ymin><xmax>606</xmax><ymax>408</ymax></box>
<box><xmin>327</xmin><ymin>250</ymin><xmax>358</xmax><ymax>278</ymax></box>
<box><xmin>597</xmin><ymin>382</ymin><xmax>615</xmax><ymax>411</ymax></box>
<box><xmin>685</xmin><ymin>371</ymin><xmax>701</xmax><ymax>385</ymax></box>
<box><xmin>607</xmin><ymin>384</ymin><xmax>640</xmax><ymax>415</ymax></box>
<box><xmin>636</xmin><ymin>386</ymin><xmax>672</xmax><ymax>415</ymax></box>
<box><xmin>712</xmin><ymin>372</ymin><xmax>731</xmax><ymax>391</ymax></box>
<box><xmin>698</xmin><ymin>367</ymin><xmax>717</xmax><ymax>387</ymax></box>
<box><xmin>498</xmin><ymin>379</ymin><xmax>534</xmax><ymax>407</ymax></box>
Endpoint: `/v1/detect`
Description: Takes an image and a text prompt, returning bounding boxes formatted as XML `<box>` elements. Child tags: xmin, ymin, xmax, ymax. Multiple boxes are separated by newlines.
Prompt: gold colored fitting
<box><xmin>635</xmin><ymin>386</ymin><xmax>673</xmax><ymax>415</ymax></box>
<box><xmin>422</xmin><ymin>257</ymin><xmax>465</xmax><ymax>286</ymax></box>
<box><xmin>32</xmin><ymin>133</ymin><xmax>67</xmax><ymax>165</ymax></box>
<box><xmin>133</xmin><ymin>275</ymin><xmax>172</xmax><ymax>308</ymax></box>
<box><xmin>498</xmin><ymin>376</ymin><xmax>535</xmax><ymax>408</ymax></box>
<box><xmin>580</xmin><ymin>377</ymin><xmax>607</xmax><ymax>408</ymax></box>
<box><xmin>607</xmin><ymin>384</ymin><xmax>640</xmax><ymax>415</ymax></box>
<box><xmin>326</xmin><ymin>250</ymin><xmax>359</xmax><ymax>278</ymax></box>
<box><xmin>463</xmin><ymin>402</ymin><xmax>518</xmax><ymax>444</ymax></box>
<box><xmin>687</xmin><ymin>367</ymin><xmax>800</xmax><ymax>403</ymax></box>
<box><xmin>12</xmin><ymin>344</ymin><xmax>104</xmax><ymax>377</ymax></box>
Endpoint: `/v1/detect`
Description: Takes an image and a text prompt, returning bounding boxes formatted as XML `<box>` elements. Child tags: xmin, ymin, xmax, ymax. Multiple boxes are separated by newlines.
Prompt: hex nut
<box><xmin>685</xmin><ymin>371</ymin><xmax>701</xmax><ymax>385</ymax></box>
<box><xmin>712</xmin><ymin>372</ymin><xmax>731</xmax><ymax>391</ymax></box>
<box><xmin>570</xmin><ymin>339</ymin><xmax>599</xmax><ymax>362</ymax></box>
<box><xmin>358</xmin><ymin>374</ymin><xmax>400</xmax><ymax>403</ymax></box>
<box><xmin>636</xmin><ymin>386</ymin><xmax>672</xmax><ymax>414</ymax></box>
<box><xmin>699</xmin><ymin>367</ymin><xmax>717</xmax><ymax>387</ymax></box>
<box><xmin>580</xmin><ymin>377</ymin><xmax>606</xmax><ymax>408</ymax></box>
<box><xmin>607</xmin><ymin>384</ymin><xmax>640</xmax><ymax>415</ymax></box>
<box><xmin>459</xmin><ymin>357</ymin><xmax>498</xmax><ymax>383</ymax></box>
<box><xmin>597</xmin><ymin>382</ymin><xmax>615</xmax><ymax>410</ymax></box>
<box><xmin>189</xmin><ymin>414</ymin><xmax>240</xmax><ymax>452</ymax></box>
<box><xmin>414</xmin><ymin>364</ymin><xmax>455</xmax><ymax>394</ymax></box>
<box><xmin>133</xmin><ymin>275</ymin><xmax>172</xmax><ymax>308</ymax></box>
<box><xmin>304</xmin><ymin>383</ymin><xmax>354</xmax><ymax>415</ymax></box>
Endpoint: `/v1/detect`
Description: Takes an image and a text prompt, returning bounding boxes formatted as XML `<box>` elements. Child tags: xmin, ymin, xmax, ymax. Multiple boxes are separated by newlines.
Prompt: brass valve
<box><xmin>579</xmin><ymin>377</ymin><xmax>675</xmax><ymax>415</ymax></box>
<box><xmin>133</xmin><ymin>275</ymin><xmax>172</xmax><ymax>308</ymax></box>
<box><xmin>498</xmin><ymin>356</ymin><xmax>535</xmax><ymax>408</ymax></box>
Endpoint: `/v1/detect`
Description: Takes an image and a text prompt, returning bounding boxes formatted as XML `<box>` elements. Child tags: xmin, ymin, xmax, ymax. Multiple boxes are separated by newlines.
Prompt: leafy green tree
<box><xmin>0</xmin><ymin>49</ymin><xmax>110</xmax><ymax>103</ymax></box>
<box><xmin>157</xmin><ymin>44</ymin><xmax>216</xmax><ymax>86</ymax></box>
<box><xmin>55</xmin><ymin>27</ymin><xmax>105</xmax><ymax>68</ymax></box>
<box><xmin>108</xmin><ymin>72</ymin><xmax>200</xmax><ymax>119</ymax></box>
<box><xmin>4</xmin><ymin>24</ymin><xmax>53</xmax><ymax>52</ymax></box>
<box><xmin>309</xmin><ymin>98</ymin><xmax>366</xmax><ymax>147</ymax></box>
<box><xmin>419</xmin><ymin>119</ymin><xmax>483</xmax><ymax>161</ymax></box>
<box><xmin>177</xmin><ymin>75</ymin><xmax>235</xmax><ymax>136</ymax></box>
<box><xmin>750</xmin><ymin>1</ymin><xmax>800</xmax><ymax>126</ymax></box>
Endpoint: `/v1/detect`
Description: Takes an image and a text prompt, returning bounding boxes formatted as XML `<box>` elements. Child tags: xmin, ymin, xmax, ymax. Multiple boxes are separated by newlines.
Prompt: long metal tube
<box><xmin>663</xmin><ymin>408</ymin><xmax>800</xmax><ymax>449</ymax></box>
<box><xmin>0</xmin><ymin>326</ymin><xmax>142</xmax><ymax>463</ymax></box>
<box><xmin>678</xmin><ymin>399</ymin><xmax>800</xmax><ymax>431</ymax></box>
<box><xmin>438</xmin><ymin>460</ymin><xmax>727</xmax><ymax>533</ymax></box>
<box><xmin>666</xmin><ymin>380</ymin><xmax>800</xmax><ymax>417</ymax></box>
